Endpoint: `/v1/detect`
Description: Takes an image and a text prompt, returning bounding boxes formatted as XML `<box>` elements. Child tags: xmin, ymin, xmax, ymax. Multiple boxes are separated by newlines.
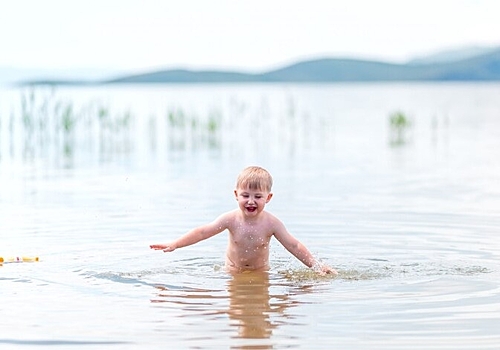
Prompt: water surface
<box><xmin>1</xmin><ymin>83</ymin><xmax>499</xmax><ymax>349</ymax></box>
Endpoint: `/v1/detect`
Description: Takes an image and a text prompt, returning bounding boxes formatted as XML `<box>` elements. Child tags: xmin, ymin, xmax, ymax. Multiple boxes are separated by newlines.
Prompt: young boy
<box><xmin>150</xmin><ymin>166</ymin><xmax>336</xmax><ymax>276</ymax></box>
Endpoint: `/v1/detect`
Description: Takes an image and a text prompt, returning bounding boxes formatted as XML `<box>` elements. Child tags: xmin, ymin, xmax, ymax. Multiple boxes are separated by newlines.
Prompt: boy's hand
<box><xmin>150</xmin><ymin>244</ymin><xmax>176</xmax><ymax>252</ymax></box>
<box><xmin>314</xmin><ymin>263</ymin><xmax>338</xmax><ymax>277</ymax></box>
<box><xmin>321</xmin><ymin>265</ymin><xmax>338</xmax><ymax>277</ymax></box>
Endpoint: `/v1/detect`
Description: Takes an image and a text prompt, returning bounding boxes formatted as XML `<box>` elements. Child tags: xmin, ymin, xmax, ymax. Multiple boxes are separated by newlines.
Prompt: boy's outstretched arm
<box><xmin>150</xmin><ymin>215</ymin><xmax>229</xmax><ymax>253</ymax></box>
<box><xmin>273</xmin><ymin>221</ymin><xmax>337</xmax><ymax>276</ymax></box>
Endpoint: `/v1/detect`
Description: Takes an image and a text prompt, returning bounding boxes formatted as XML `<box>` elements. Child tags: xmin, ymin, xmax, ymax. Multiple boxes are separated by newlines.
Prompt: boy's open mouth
<box><xmin>246</xmin><ymin>207</ymin><xmax>257</xmax><ymax>212</ymax></box>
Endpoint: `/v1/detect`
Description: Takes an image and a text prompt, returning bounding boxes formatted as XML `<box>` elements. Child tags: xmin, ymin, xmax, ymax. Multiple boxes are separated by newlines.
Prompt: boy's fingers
<box><xmin>329</xmin><ymin>269</ymin><xmax>339</xmax><ymax>277</ymax></box>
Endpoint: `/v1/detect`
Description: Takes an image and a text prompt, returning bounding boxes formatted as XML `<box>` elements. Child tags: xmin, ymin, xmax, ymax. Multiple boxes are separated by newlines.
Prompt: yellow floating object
<box><xmin>0</xmin><ymin>256</ymin><xmax>39</xmax><ymax>263</ymax></box>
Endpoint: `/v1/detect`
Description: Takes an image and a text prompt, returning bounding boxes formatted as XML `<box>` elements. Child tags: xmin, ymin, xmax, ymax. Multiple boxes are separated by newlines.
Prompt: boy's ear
<box><xmin>266</xmin><ymin>192</ymin><xmax>273</xmax><ymax>203</ymax></box>
<box><xmin>234</xmin><ymin>189</ymin><xmax>238</xmax><ymax>199</ymax></box>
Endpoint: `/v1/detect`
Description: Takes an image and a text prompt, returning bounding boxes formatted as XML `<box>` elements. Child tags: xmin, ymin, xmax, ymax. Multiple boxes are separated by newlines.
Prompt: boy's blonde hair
<box><xmin>236</xmin><ymin>166</ymin><xmax>273</xmax><ymax>192</ymax></box>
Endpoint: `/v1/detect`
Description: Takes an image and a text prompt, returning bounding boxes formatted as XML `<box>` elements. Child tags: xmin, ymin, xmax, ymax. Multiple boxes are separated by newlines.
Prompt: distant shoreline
<box><xmin>7</xmin><ymin>47</ymin><xmax>500</xmax><ymax>86</ymax></box>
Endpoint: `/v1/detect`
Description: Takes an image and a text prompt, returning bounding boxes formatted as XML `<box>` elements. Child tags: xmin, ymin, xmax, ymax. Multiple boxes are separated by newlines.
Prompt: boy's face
<box><xmin>234</xmin><ymin>186</ymin><xmax>273</xmax><ymax>218</ymax></box>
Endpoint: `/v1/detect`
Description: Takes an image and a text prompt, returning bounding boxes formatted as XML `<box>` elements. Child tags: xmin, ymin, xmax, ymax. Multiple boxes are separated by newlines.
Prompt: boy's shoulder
<box><xmin>262</xmin><ymin>210</ymin><xmax>280</xmax><ymax>221</ymax></box>
<box><xmin>216</xmin><ymin>209</ymin><xmax>240</xmax><ymax>221</ymax></box>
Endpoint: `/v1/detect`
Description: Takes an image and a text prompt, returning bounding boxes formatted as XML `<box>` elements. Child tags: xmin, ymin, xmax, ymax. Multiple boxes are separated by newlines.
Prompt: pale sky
<box><xmin>1</xmin><ymin>0</ymin><xmax>499</xmax><ymax>73</ymax></box>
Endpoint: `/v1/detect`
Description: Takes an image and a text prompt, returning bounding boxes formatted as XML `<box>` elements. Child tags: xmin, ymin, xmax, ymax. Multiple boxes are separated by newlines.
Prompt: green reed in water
<box><xmin>12</xmin><ymin>88</ymin><xmax>135</xmax><ymax>164</ymax></box>
<box><xmin>164</xmin><ymin>106</ymin><xmax>223</xmax><ymax>151</ymax></box>
<box><xmin>388</xmin><ymin>110</ymin><xmax>413</xmax><ymax>146</ymax></box>
<box><xmin>12</xmin><ymin>88</ymin><xmax>226</xmax><ymax>163</ymax></box>
<box><xmin>166</xmin><ymin>107</ymin><xmax>221</xmax><ymax>133</ymax></box>
<box><xmin>7</xmin><ymin>89</ymin><xmax>335</xmax><ymax>165</ymax></box>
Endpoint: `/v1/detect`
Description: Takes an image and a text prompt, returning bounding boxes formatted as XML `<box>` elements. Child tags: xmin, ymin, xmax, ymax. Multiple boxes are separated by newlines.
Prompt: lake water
<box><xmin>1</xmin><ymin>83</ymin><xmax>499</xmax><ymax>349</ymax></box>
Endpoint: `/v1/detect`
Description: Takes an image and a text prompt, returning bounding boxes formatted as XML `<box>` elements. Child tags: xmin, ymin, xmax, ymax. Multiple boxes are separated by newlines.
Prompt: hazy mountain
<box><xmin>407</xmin><ymin>45</ymin><xmax>498</xmax><ymax>65</ymax></box>
<box><xmin>106</xmin><ymin>69</ymin><xmax>260</xmax><ymax>84</ymax></box>
<box><xmin>104</xmin><ymin>47</ymin><xmax>500</xmax><ymax>83</ymax></box>
<box><xmin>8</xmin><ymin>45</ymin><xmax>500</xmax><ymax>85</ymax></box>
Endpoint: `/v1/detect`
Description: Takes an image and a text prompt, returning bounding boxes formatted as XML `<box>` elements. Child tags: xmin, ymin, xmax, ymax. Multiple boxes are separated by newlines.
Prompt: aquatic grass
<box><xmin>389</xmin><ymin>110</ymin><xmax>411</xmax><ymax>129</ymax></box>
<box><xmin>20</xmin><ymin>89</ymin><xmax>35</xmax><ymax>132</ymax></box>
<box><xmin>204</xmin><ymin>108</ymin><xmax>222</xmax><ymax>149</ymax></box>
<box><xmin>5</xmin><ymin>88</ymin><xmax>333</xmax><ymax>167</ymax></box>
<box><xmin>157</xmin><ymin>94</ymin><xmax>333</xmax><ymax>157</ymax></box>
<box><xmin>148</xmin><ymin>114</ymin><xmax>157</xmax><ymax>151</ymax></box>
<box><xmin>163</xmin><ymin>106</ymin><xmax>224</xmax><ymax>151</ymax></box>
<box><xmin>206</xmin><ymin>109</ymin><xmax>221</xmax><ymax>134</ymax></box>
<box><xmin>8</xmin><ymin>88</ymin><xmax>136</xmax><ymax>165</ymax></box>
<box><xmin>389</xmin><ymin>110</ymin><xmax>413</xmax><ymax>146</ymax></box>
<box><xmin>167</xmin><ymin>108</ymin><xmax>187</xmax><ymax>128</ymax></box>
<box><xmin>61</xmin><ymin>104</ymin><xmax>75</xmax><ymax>133</ymax></box>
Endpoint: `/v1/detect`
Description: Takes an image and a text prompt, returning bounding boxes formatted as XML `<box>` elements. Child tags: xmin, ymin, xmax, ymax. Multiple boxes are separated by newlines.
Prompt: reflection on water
<box><xmin>151</xmin><ymin>271</ymin><xmax>309</xmax><ymax>344</ymax></box>
<box><xmin>90</xmin><ymin>257</ymin><xmax>495</xmax><ymax>350</ymax></box>
<box><xmin>227</xmin><ymin>272</ymin><xmax>281</xmax><ymax>340</ymax></box>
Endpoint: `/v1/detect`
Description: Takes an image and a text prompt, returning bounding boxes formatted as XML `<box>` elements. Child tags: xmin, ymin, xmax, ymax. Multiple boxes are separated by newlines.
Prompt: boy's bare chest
<box><xmin>229</xmin><ymin>221</ymin><xmax>272</xmax><ymax>244</ymax></box>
